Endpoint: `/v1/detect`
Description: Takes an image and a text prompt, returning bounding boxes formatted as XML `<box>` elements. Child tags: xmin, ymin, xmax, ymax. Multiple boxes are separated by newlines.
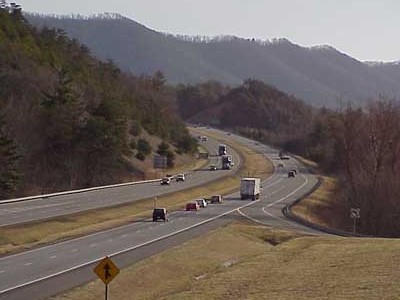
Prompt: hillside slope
<box><xmin>26</xmin><ymin>13</ymin><xmax>400</xmax><ymax>107</ymax></box>
<box><xmin>0</xmin><ymin>7</ymin><xmax>196</xmax><ymax>198</ymax></box>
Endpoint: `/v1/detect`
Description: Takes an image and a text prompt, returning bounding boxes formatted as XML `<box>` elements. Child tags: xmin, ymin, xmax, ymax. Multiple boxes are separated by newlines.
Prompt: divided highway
<box><xmin>0</xmin><ymin>128</ymin><xmax>322</xmax><ymax>300</ymax></box>
<box><xmin>0</xmin><ymin>136</ymin><xmax>240</xmax><ymax>226</ymax></box>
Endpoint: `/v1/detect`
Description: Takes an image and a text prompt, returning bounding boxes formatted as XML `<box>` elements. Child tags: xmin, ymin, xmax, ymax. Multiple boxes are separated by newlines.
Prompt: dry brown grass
<box><xmin>53</xmin><ymin>222</ymin><xmax>400</xmax><ymax>300</ymax></box>
<box><xmin>291</xmin><ymin>176</ymin><xmax>337</xmax><ymax>226</ymax></box>
<box><xmin>0</xmin><ymin>130</ymin><xmax>272</xmax><ymax>255</ymax></box>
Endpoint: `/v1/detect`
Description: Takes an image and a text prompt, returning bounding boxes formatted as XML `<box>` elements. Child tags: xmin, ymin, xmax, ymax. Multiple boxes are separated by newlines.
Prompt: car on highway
<box><xmin>152</xmin><ymin>208</ymin><xmax>168</xmax><ymax>222</ymax></box>
<box><xmin>160</xmin><ymin>177</ymin><xmax>171</xmax><ymax>185</ymax></box>
<box><xmin>210</xmin><ymin>195</ymin><xmax>223</xmax><ymax>203</ymax></box>
<box><xmin>176</xmin><ymin>174</ymin><xmax>185</xmax><ymax>182</ymax></box>
<box><xmin>290</xmin><ymin>169</ymin><xmax>298</xmax><ymax>174</ymax></box>
<box><xmin>209</xmin><ymin>164</ymin><xmax>217</xmax><ymax>171</ymax></box>
<box><xmin>288</xmin><ymin>171</ymin><xmax>296</xmax><ymax>178</ymax></box>
<box><xmin>195</xmin><ymin>198</ymin><xmax>207</xmax><ymax>208</ymax></box>
<box><xmin>186</xmin><ymin>202</ymin><xmax>200</xmax><ymax>211</ymax></box>
<box><xmin>278</xmin><ymin>162</ymin><xmax>285</xmax><ymax>168</ymax></box>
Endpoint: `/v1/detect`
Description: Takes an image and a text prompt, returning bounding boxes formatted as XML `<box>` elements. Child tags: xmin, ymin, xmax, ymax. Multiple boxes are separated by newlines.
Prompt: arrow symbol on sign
<box><xmin>104</xmin><ymin>263</ymin><xmax>111</xmax><ymax>279</ymax></box>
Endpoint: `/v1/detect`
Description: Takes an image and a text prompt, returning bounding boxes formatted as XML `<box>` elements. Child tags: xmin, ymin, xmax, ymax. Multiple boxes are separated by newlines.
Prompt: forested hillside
<box><xmin>0</xmin><ymin>4</ymin><xmax>196</xmax><ymax>199</ymax></box>
<box><xmin>177</xmin><ymin>80</ymin><xmax>400</xmax><ymax>237</ymax></box>
<box><xmin>26</xmin><ymin>13</ymin><xmax>400</xmax><ymax>108</ymax></box>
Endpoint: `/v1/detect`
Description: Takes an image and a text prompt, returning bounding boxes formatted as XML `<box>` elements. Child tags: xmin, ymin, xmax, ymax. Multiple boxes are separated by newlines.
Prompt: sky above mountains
<box><xmin>16</xmin><ymin>0</ymin><xmax>400</xmax><ymax>62</ymax></box>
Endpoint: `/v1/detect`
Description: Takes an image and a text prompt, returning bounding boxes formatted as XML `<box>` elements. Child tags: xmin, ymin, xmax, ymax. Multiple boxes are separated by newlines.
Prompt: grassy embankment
<box><xmin>53</xmin><ymin>153</ymin><xmax>400</xmax><ymax>300</ymax></box>
<box><xmin>53</xmin><ymin>221</ymin><xmax>400</xmax><ymax>300</ymax></box>
<box><xmin>0</xmin><ymin>129</ymin><xmax>272</xmax><ymax>255</ymax></box>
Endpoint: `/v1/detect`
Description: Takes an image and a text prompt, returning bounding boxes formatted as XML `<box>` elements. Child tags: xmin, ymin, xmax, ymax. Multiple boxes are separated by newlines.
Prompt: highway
<box><xmin>0</xmin><ymin>128</ymin><xmax>322</xmax><ymax>300</ymax></box>
<box><xmin>0</xmin><ymin>137</ymin><xmax>240</xmax><ymax>226</ymax></box>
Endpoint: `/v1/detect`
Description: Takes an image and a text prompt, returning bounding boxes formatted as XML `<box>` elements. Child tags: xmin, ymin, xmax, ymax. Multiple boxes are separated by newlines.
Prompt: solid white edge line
<box><xmin>0</xmin><ymin>199</ymin><xmax>260</xmax><ymax>295</ymax></box>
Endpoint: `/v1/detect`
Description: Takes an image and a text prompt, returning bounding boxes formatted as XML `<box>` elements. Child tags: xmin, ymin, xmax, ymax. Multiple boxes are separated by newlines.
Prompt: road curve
<box><xmin>0</xmin><ymin>128</ymin><xmax>323</xmax><ymax>300</ymax></box>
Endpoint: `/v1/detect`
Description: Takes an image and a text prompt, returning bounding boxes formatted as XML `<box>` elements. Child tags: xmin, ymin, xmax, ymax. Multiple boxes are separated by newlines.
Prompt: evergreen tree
<box><xmin>0</xmin><ymin>115</ymin><xmax>20</xmax><ymax>198</ymax></box>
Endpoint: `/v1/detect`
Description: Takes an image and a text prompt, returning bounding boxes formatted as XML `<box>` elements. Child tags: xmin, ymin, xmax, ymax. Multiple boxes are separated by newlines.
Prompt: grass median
<box><xmin>0</xmin><ymin>129</ymin><xmax>272</xmax><ymax>255</ymax></box>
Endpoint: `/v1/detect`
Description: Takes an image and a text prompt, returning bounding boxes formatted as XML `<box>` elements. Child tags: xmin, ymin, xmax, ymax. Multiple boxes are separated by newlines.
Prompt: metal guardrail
<box><xmin>282</xmin><ymin>176</ymin><xmax>371</xmax><ymax>237</ymax></box>
<box><xmin>0</xmin><ymin>178</ymin><xmax>161</xmax><ymax>205</ymax></box>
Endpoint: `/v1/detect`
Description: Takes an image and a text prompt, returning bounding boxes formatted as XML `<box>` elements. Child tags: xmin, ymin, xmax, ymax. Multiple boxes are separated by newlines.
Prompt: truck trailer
<box><xmin>240</xmin><ymin>177</ymin><xmax>261</xmax><ymax>200</ymax></box>
<box><xmin>218</xmin><ymin>144</ymin><xmax>227</xmax><ymax>156</ymax></box>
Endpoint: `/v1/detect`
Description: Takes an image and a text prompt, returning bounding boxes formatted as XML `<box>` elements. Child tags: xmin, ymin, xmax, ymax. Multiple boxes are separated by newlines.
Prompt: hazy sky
<box><xmin>16</xmin><ymin>0</ymin><xmax>400</xmax><ymax>62</ymax></box>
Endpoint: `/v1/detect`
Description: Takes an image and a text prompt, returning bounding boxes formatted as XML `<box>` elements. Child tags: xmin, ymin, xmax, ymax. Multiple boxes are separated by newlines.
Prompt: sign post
<box><xmin>350</xmin><ymin>208</ymin><xmax>360</xmax><ymax>235</ymax></box>
<box><xmin>94</xmin><ymin>256</ymin><xmax>120</xmax><ymax>300</ymax></box>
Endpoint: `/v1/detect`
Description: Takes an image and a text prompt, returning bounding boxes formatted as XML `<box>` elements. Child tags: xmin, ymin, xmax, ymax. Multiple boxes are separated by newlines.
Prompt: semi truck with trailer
<box><xmin>240</xmin><ymin>177</ymin><xmax>261</xmax><ymax>200</ymax></box>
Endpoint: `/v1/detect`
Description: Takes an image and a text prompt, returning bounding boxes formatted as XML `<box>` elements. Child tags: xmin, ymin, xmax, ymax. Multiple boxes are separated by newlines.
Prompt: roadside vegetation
<box><xmin>0</xmin><ymin>3</ymin><xmax>197</xmax><ymax>199</ymax></box>
<box><xmin>51</xmin><ymin>221</ymin><xmax>400</xmax><ymax>300</ymax></box>
<box><xmin>0</xmin><ymin>129</ymin><xmax>272</xmax><ymax>255</ymax></box>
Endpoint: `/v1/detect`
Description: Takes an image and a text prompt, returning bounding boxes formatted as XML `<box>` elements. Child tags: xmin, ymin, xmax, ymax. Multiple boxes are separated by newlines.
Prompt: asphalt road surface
<box><xmin>0</xmin><ymin>128</ymin><xmax>322</xmax><ymax>300</ymax></box>
<box><xmin>0</xmin><ymin>136</ymin><xmax>240</xmax><ymax>226</ymax></box>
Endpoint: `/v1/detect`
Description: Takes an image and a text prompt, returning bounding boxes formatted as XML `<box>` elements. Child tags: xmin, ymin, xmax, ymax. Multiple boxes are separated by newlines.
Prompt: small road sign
<box><xmin>350</xmin><ymin>208</ymin><xmax>360</xmax><ymax>219</ymax></box>
<box><xmin>94</xmin><ymin>256</ymin><xmax>120</xmax><ymax>285</ymax></box>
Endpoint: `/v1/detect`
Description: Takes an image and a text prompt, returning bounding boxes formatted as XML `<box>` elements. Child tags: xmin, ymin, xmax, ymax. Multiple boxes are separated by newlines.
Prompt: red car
<box><xmin>186</xmin><ymin>202</ymin><xmax>200</xmax><ymax>211</ymax></box>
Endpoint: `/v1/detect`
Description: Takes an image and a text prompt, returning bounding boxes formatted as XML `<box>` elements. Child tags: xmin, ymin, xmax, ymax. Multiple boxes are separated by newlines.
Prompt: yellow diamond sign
<box><xmin>93</xmin><ymin>256</ymin><xmax>120</xmax><ymax>285</ymax></box>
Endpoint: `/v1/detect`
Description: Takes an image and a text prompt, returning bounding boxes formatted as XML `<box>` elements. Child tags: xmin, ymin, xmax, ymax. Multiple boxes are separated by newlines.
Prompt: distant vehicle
<box><xmin>288</xmin><ymin>171</ymin><xmax>296</xmax><ymax>178</ymax></box>
<box><xmin>201</xmin><ymin>136</ymin><xmax>208</xmax><ymax>142</ymax></box>
<box><xmin>160</xmin><ymin>177</ymin><xmax>171</xmax><ymax>185</ymax></box>
<box><xmin>222</xmin><ymin>155</ymin><xmax>233</xmax><ymax>170</ymax></box>
<box><xmin>280</xmin><ymin>155</ymin><xmax>290</xmax><ymax>160</ymax></box>
<box><xmin>240</xmin><ymin>177</ymin><xmax>261</xmax><ymax>200</ymax></box>
<box><xmin>290</xmin><ymin>169</ymin><xmax>297</xmax><ymax>174</ymax></box>
<box><xmin>210</xmin><ymin>195</ymin><xmax>223</xmax><ymax>203</ymax></box>
<box><xmin>278</xmin><ymin>162</ymin><xmax>285</xmax><ymax>168</ymax></box>
<box><xmin>209</xmin><ymin>164</ymin><xmax>217</xmax><ymax>171</ymax></box>
<box><xmin>176</xmin><ymin>174</ymin><xmax>185</xmax><ymax>182</ymax></box>
<box><xmin>186</xmin><ymin>202</ymin><xmax>200</xmax><ymax>211</ymax></box>
<box><xmin>218</xmin><ymin>144</ymin><xmax>227</xmax><ymax>156</ymax></box>
<box><xmin>152</xmin><ymin>208</ymin><xmax>168</xmax><ymax>222</ymax></box>
<box><xmin>195</xmin><ymin>198</ymin><xmax>207</xmax><ymax>208</ymax></box>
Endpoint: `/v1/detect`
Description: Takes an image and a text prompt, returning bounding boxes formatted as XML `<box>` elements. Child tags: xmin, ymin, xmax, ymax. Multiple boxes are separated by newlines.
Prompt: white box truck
<box><xmin>240</xmin><ymin>177</ymin><xmax>261</xmax><ymax>200</ymax></box>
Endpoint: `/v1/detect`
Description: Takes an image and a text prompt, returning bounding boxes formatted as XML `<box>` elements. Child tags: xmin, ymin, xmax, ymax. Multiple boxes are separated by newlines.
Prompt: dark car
<box><xmin>152</xmin><ymin>208</ymin><xmax>168</xmax><ymax>222</ymax></box>
<box><xmin>209</xmin><ymin>164</ymin><xmax>217</xmax><ymax>171</ymax></box>
<box><xmin>288</xmin><ymin>171</ymin><xmax>296</xmax><ymax>178</ymax></box>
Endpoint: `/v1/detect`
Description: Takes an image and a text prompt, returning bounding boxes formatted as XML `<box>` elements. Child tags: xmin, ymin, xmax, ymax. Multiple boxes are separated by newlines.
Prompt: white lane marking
<box><xmin>238</xmin><ymin>175</ymin><xmax>309</xmax><ymax>227</ymax></box>
<box><xmin>108</xmin><ymin>239</ymin><xmax>113</xmax><ymax>242</ymax></box>
<box><xmin>265</xmin><ymin>174</ymin><xmax>309</xmax><ymax>208</ymax></box>
<box><xmin>121</xmin><ymin>234</ymin><xmax>128</xmax><ymax>238</ymax></box>
<box><xmin>50</xmin><ymin>255</ymin><xmax>57</xmax><ymax>259</ymax></box>
<box><xmin>71</xmin><ymin>249</ymin><xmax>78</xmax><ymax>253</ymax></box>
<box><xmin>89</xmin><ymin>244</ymin><xmax>96</xmax><ymax>247</ymax></box>
<box><xmin>24</xmin><ymin>263</ymin><xmax>32</xmax><ymax>266</ymax></box>
<box><xmin>0</xmin><ymin>198</ymin><xmax>261</xmax><ymax>295</ymax></box>
<box><xmin>0</xmin><ymin>270</ymin><xmax>5</xmax><ymax>274</ymax></box>
<box><xmin>237</xmin><ymin>208</ymin><xmax>267</xmax><ymax>226</ymax></box>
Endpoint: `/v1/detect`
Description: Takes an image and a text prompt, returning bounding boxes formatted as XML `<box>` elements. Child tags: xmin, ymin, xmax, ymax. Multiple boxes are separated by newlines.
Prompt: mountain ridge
<box><xmin>25</xmin><ymin>13</ymin><xmax>400</xmax><ymax>107</ymax></box>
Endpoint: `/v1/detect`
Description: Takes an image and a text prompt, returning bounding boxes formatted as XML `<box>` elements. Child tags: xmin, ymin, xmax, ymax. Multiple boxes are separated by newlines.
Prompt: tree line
<box><xmin>0</xmin><ymin>3</ymin><xmax>197</xmax><ymax>198</ymax></box>
<box><xmin>176</xmin><ymin>79</ymin><xmax>400</xmax><ymax>236</ymax></box>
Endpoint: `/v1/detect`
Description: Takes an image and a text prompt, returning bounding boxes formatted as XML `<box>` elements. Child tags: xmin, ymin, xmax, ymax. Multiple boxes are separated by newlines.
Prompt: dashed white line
<box><xmin>90</xmin><ymin>244</ymin><xmax>96</xmax><ymax>247</ymax></box>
<box><xmin>71</xmin><ymin>249</ymin><xmax>78</xmax><ymax>253</ymax></box>
<box><xmin>24</xmin><ymin>262</ymin><xmax>32</xmax><ymax>266</ymax></box>
<box><xmin>121</xmin><ymin>234</ymin><xmax>128</xmax><ymax>238</ymax></box>
<box><xmin>50</xmin><ymin>255</ymin><xmax>57</xmax><ymax>259</ymax></box>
